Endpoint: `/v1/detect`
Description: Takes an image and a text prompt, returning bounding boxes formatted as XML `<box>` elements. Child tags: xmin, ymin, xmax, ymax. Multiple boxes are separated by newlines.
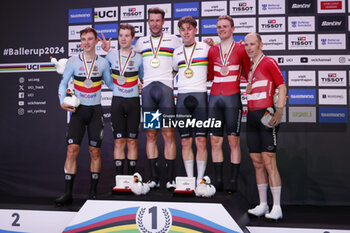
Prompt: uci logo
<box><xmin>27</xmin><ymin>64</ymin><xmax>40</xmax><ymax>70</ymax></box>
<box><xmin>95</xmin><ymin>10</ymin><xmax>117</xmax><ymax>18</ymax></box>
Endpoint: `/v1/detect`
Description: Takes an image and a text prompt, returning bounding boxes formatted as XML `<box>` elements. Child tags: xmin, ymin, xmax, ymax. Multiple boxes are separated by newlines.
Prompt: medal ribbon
<box><xmin>248</xmin><ymin>53</ymin><xmax>264</xmax><ymax>83</ymax></box>
<box><xmin>118</xmin><ymin>50</ymin><xmax>133</xmax><ymax>77</ymax></box>
<box><xmin>150</xmin><ymin>33</ymin><xmax>164</xmax><ymax>59</ymax></box>
<box><xmin>82</xmin><ymin>53</ymin><xmax>97</xmax><ymax>81</ymax></box>
<box><xmin>183</xmin><ymin>42</ymin><xmax>197</xmax><ymax>70</ymax></box>
<box><xmin>219</xmin><ymin>40</ymin><xmax>235</xmax><ymax>67</ymax></box>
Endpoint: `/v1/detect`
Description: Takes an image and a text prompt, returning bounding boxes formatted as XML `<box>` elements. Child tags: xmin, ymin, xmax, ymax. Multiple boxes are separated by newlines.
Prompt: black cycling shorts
<box><xmin>111</xmin><ymin>96</ymin><xmax>140</xmax><ymax>139</ymax></box>
<box><xmin>142</xmin><ymin>81</ymin><xmax>175</xmax><ymax>127</ymax></box>
<box><xmin>66</xmin><ymin>105</ymin><xmax>104</xmax><ymax>148</ymax></box>
<box><xmin>246</xmin><ymin>108</ymin><xmax>279</xmax><ymax>153</ymax></box>
<box><xmin>208</xmin><ymin>93</ymin><xmax>242</xmax><ymax>137</ymax></box>
<box><xmin>176</xmin><ymin>92</ymin><xmax>208</xmax><ymax>138</ymax></box>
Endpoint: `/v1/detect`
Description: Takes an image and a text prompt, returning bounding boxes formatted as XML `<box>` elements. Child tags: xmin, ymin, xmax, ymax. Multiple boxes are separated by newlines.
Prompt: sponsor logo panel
<box><xmin>101</xmin><ymin>91</ymin><xmax>113</xmax><ymax>106</ymax></box>
<box><xmin>94</xmin><ymin>7</ymin><xmax>118</xmax><ymax>22</ymax></box>
<box><xmin>229</xmin><ymin>0</ymin><xmax>256</xmax><ymax>15</ymax></box>
<box><xmin>147</xmin><ymin>4</ymin><xmax>172</xmax><ymax>19</ymax></box>
<box><xmin>318</xmin><ymin>71</ymin><xmax>347</xmax><ymax>86</ymax></box>
<box><xmin>201</xmin><ymin>18</ymin><xmax>218</xmax><ymax>34</ymax></box>
<box><xmin>258</xmin><ymin>17</ymin><xmax>285</xmax><ymax>33</ymax></box>
<box><xmin>318</xmin><ymin>16</ymin><xmax>346</xmax><ymax>31</ymax></box>
<box><xmin>68</xmin><ymin>25</ymin><xmax>92</xmax><ymax>40</ymax></box>
<box><xmin>174</xmin><ymin>2</ymin><xmax>199</xmax><ymax>18</ymax></box>
<box><xmin>288</xmin><ymin>89</ymin><xmax>316</xmax><ymax>105</ymax></box>
<box><xmin>318</xmin><ymin>34</ymin><xmax>346</xmax><ymax>50</ymax></box>
<box><xmin>69</xmin><ymin>8</ymin><xmax>92</xmax><ymax>23</ymax></box>
<box><xmin>288</xmin><ymin>70</ymin><xmax>316</xmax><ymax>86</ymax></box>
<box><xmin>288</xmin><ymin>34</ymin><xmax>315</xmax><ymax>50</ymax></box>
<box><xmin>259</xmin><ymin>0</ymin><xmax>285</xmax><ymax>15</ymax></box>
<box><xmin>120</xmin><ymin>5</ymin><xmax>144</xmax><ymax>21</ymax></box>
<box><xmin>146</xmin><ymin>21</ymin><xmax>171</xmax><ymax>35</ymax></box>
<box><xmin>319</xmin><ymin>107</ymin><xmax>347</xmax><ymax>123</ymax></box>
<box><xmin>261</xmin><ymin>35</ymin><xmax>285</xmax><ymax>50</ymax></box>
<box><xmin>232</xmin><ymin>17</ymin><xmax>256</xmax><ymax>33</ymax></box>
<box><xmin>202</xmin><ymin>1</ymin><xmax>227</xmax><ymax>16</ymax></box>
<box><xmin>95</xmin><ymin>24</ymin><xmax>118</xmax><ymax>39</ymax></box>
<box><xmin>319</xmin><ymin>89</ymin><xmax>347</xmax><ymax>105</ymax></box>
<box><xmin>289</xmin><ymin>106</ymin><xmax>316</xmax><ymax>122</ymax></box>
<box><xmin>287</xmin><ymin>0</ymin><xmax>314</xmax><ymax>14</ymax></box>
<box><xmin>68</xmin><ymin>42</ymin><xmax>83</xmax><ymax>56</ymax></box>
<box><xmin>272</xmin><ymin>55</ymin><xmax>350</xmax><ymax>66</ymax></box>
<box><xmin>288</xmin><ymin>16</ymin><xmax>315</xmax><ymax>32</ymax></box>
<box><xmin>318</xmin><ymin>0</ymin><xmax>345</xmax><ymax>13</ymax></box>
<box><xmin>128</xmin><ymin>22</ymin><xmax>145</xmax><ymax>37</ymax></box>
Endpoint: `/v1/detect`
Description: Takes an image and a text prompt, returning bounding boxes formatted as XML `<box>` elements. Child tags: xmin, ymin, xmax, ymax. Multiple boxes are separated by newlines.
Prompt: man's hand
<box><xmin>268</xmin><ymin>108</ymin><xmax>283</xmax><ymax>127</ymax></box>
<box><xmin>246</xmin><ymin>83</ymin><xmax>252</xmax><ymax>94</ymax></box>
<box><xmin>61</xmin><ymin>103</ymin><xmax>76</xmax><ymax>112</ymax></box>
<box><xmin>97</xmin><ymin>33</ymin><xmax>111</xmax><ymax>52</ymax></box>
<box><xmin>138</xmin><ymin>80</ymin><xmax>143</xmax><ymax>94</ymax></box>
<box><xmin>203</xmin><ymin>38</ymin><xmax>214</xmax><ymax>47</ymax></box>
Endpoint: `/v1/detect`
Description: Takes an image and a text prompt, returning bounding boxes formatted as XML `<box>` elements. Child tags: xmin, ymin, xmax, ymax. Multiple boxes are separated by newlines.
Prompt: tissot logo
<box><xmin>318</xmin><ymin>16</ymin><xmax>346</xmax><ymax>31</ymax></box>
<box><xmin>232</xmin><ymin>2</ymin><xmax>253</xmax><ymax>11</ymax></box>
<box><xmin>318</xmin><ymin>71</ymin><xmax>346</xmax><ymax>86</ymax></box>
<box><xmin>259</xmin><ymin>17</ymin><xmax>285</xmax><ymax>32</ymax></box>
<box><xmin>288</xmin><ymin>34</ymin><xmax>315</xmax><ymax>50</ymax></box>
<box><xmin>120</xmin><ymin>5</ymin><xmax>144</xmax><ymax>20</ymax></box>
<box><xmin>230</xmin><ymin>0</ymin><xmax>255</xmax><ymax>15</ymax></box>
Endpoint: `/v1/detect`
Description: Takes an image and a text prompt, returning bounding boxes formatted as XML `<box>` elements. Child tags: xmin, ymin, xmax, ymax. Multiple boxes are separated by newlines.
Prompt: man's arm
<box><xmin>58</xmin><ymin>59</ymin><xmax>76</xmax><ymax>112</ymax></box>
<box><xmin>269</xmin><ymin>84</ymin><xmax>286</xmax><ymax>127</ymax></box>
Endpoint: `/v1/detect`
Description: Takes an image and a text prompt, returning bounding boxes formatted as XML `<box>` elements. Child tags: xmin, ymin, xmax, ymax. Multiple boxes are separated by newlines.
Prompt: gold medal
<box><xmin>184</xmin><ymin>68</ymin><xmax>194</xmax><ymax>78</ymax></box>
<box><xmin>151</xmin><ymin>57</ymin><xmax>160</xmax><ymax>68</ymax></box>
<box><xmin>117</xmin><ymin>76</ymin><xmax>126</xmax><ymax>85</ymax></box>
<box><xmin>220</xmin><ymin>66</ymin><xmax>229</xmax><ymax>76</ymax></box>
<box><xmin>83</xmin><ymin>79</ymin><xmax>94</xmax><ymax>88</ymax></box>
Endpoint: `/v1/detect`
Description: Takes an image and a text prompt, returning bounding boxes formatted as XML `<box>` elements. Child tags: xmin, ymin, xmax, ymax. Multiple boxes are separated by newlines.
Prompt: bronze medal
<box><xmin>220</xmin><ymin>66</ymin><xmax>229</xmax><ymax>76</ymax></box>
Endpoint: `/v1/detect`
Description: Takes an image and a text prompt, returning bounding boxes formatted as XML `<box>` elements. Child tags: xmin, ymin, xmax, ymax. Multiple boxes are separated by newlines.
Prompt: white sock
<box><xmin>196</xmin><ymin>160</ymin><xmax>207</xmax><ymax>181</ymax></box>
<box><xmin>257</xmin><ymin>183</ymin><xmax>268</xmax><ymax>205</ymax></box>
<box><xmin>184</xmin><ymin>160</ymin><xmax>194</xmax><ymax>177</ymax></box>
<box><xmin>270</xmin><ymin>186</ymin><xmax>281</xmax><ymax>206</ymax></box>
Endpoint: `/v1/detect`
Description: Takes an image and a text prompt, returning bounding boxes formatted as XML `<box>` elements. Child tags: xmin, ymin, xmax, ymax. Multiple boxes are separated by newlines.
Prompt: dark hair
<box><xmin>80</xmin><ymin>27</ymin><xmax>97</xmax><ymax>39</ymax></box>
<box><xmin>178</xmin><ymin>16</ymin><xmax>197</xmax><ymax>29</ymax></box>
<box><xmin>148</xmin><ymin>7</ymin><xmax>165</xmax><ymax>19</ymax></box>
<box><xmin>119</xmin><ymin>23</ymin><xmax>136</xmax><ymax>38</ymax></box>
<box><xmin>217</xmin><ymin>15</ymin><xmax>234</xmax><ymax>27</ymax></box>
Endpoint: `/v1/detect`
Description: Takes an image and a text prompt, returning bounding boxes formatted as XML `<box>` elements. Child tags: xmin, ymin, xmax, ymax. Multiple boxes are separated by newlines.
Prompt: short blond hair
<box><xmin>217</xmin><ymin>15</ymin><xmax>234</xmax><ymax>27</ymax></box>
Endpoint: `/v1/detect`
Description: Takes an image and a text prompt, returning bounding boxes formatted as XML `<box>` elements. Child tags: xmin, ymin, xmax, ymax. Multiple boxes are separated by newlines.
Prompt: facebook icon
<box><xmin>143</xmin><ymin>110</ymin><xmax>161</xmax><ymax>129</ymax></box>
